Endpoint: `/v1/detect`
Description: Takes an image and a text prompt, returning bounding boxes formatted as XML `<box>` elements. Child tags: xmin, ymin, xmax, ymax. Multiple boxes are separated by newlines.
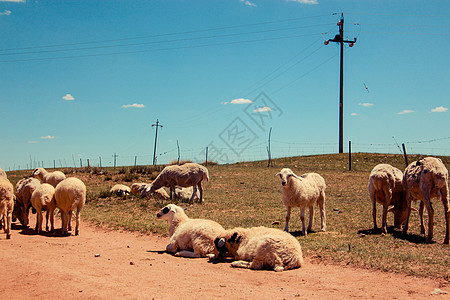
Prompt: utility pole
<box><xmin>325</xmin><ymin>13</ymin><xmax>356</xmax><ymax>153</ymax></box>
<box><xmin>152</xmin><ymin>119</ymin><xmax>163</xmax><ymax>166</ymax></box>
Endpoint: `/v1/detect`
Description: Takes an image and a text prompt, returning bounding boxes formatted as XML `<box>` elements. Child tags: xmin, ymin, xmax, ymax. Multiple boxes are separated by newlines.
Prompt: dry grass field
<box><xmin>6</xmin><ymin>153</ymin><xmax>450</xmax><ymax>281</ymax></box>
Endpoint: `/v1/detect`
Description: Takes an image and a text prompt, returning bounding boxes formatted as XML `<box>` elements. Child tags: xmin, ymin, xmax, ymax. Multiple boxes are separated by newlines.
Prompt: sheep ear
<box><xmin>292</xmin><ymin>173</ymin><xmax>301</xmax><ymax>180</ymax></box>
<box><xmin>387</xmin><ymin>207</ymin><xmax>394</xmax><ymax>213</ymax></box>
<box><xmin>275</xmin><ymin>173</ymin><xmax>281</xmax><ymax>177</ymax></box>
<box><xmin>229</xmin><ymin>232</ymin><xmax>238</xmax><ymax>243</ymax></box>
<box><xmin>410</xmin><ymin>207</ymin><xmax>417</xmax><ymax>212</ymax></box>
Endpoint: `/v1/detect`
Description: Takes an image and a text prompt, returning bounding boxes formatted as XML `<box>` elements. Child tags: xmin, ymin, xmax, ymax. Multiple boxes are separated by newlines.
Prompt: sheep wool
<box><xmin>54</xmin><ymin>177</ymin><xmax>86</xmax><ymax>236</ymax></box>
<box><xmin>368</xmin><ymin>164</ymin><xmax>406</xmax><ymax>233</ymax></box>
<box><xmin>213</xmin><ymin>226</ymin><xmax>303</xmax><ymax>272</ymax></box>
<box><xmin>402</xmin><ymin>157</ymin><xmax>450</xmax><ymax>244</ymax></box>
<box><xmin>276</xmin><ymin>168</ymin><xmax>326</xmax><ymax>236</ymax></box>
<box><xmin>156</xmin><ymin>204</ymin><xmax>224</xmax><ymax>258</ymax></box>
<box><xmin>0</xmin><ymin>177</ymin><xmax>14</xmax><ymax>239</ymax></box>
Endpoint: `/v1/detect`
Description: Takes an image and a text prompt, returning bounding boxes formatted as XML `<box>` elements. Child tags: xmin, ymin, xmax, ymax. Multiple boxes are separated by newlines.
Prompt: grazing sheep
<box><xmin>30</xmin><ymin>183</ymin><xmax>56</xmax><ymax>233</ymax></box>
<box><xmin>156</xmin><ymin>204</ymin><xmax>224</xmax><ymax>258</ymax></box>
<box><xmin>149</xmin><ymin>163</ymin><xmax>209</xmax><ymax>203</ymax></box>
<box><xmin>211</xmin><ymin>226</ymin><xmax>303</xmax><ymax>272</ymax></box>
<box><xmin>15</xmin><ymin>177</ymin><xmax>41</xmax><ymax>227</ymax></box>
<box><xmin>368</xmin><ymin>164</ymin><xmax>407</xmax><ymax>233</ymax></box>
<box><xmin>131</xmin><ymin>183</ymin><xmax>169</xmax><ymax>199</ymax></box>
<box><xmin>110</xmin><ymin>184</ymin><xmax>131</xmax><ymax>196</ymax></box>
<box><xmin>0</xmin><ymin>167</ymin><xmax>7</xmax><ymax>179</ymax></box>
<box><xmin>54</xmin><ymin>177</ymin><xmax>86</xmax><ymax>236</ymax></box>
<box><xmin>275</xmin><ymin>168</ymin><xmax>326</xmax><ymax>236</ymax></box>
<box><xmin>31</xmin><ymin>167</ymin><xmax>66</xmax><ymax>187</ymax></box>
<box><xmin>402</xmin><ymin>157</ymin><xmax>450</xmax><ymax>244</ymax></box>
<box><xmin>0</xmin><ymin>177</ymin><xmax>14</xmax><ymax>239</ymax></box>
<box><xmin>174</xmin><ymin>187</ymin><xmax>200</xmax><ymax>202</ymax></box>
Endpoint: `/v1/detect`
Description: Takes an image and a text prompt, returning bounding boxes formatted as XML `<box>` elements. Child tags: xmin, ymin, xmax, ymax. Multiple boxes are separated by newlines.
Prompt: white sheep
<box><xmin>31</xmin><ymin>167</ymin><xmax>66</xmax><ymax>187</ymax></box>
<box><xmin>0</xmin><ymin>167</ymin><xmax>7</xmax><ymax>179</ymax></box>
<box><xmin>174</xmin><ymin>186</ymin><xmax>200</xmax><ymax>202</ymax></box>
<box><xmin>275</xmin><ymin>168</ymin><xmax>326</xmax><ymax>236</ymax></box>
<box><xmin>110</xmin><ymin>184</ymin><xmax>131</xmax><ymax>196</ymax></box>
<box><xmin>30</xmin><ymin>183</ymin><xmax>56</xmax><ymax>233</ymax></box>
<box><xmin>0</xmin><ymin>177</ymin><xmax>14</xmax><ymax>239</ymax></box>
<box><xmin>14</xmin><ymin>177</ymin><xmax>41</xmax><ymax>227</ymax></box>
<box><xmin>211</xmin><ymin>226</ymin><xmax>303</xmax><ymax>272</ymax></box>
<box><xmin>131</xmin><ymin>182</ymin><xmax>169</xmax><ymax>199</ymax></box>
<box><xmin>149</xmin><ymin>163</ymin><xmax>209</xmax><ymax>203</ymax></box>
<box><xmin>368</xmin><ymin>164</ymin><xmax>407</xmax><ymax>233</ymax></box>
<box><xmin>156</xmin><ymin>204</ymin><xmax>224</xmax><ymax>258</ymax></box>
<box><xmin>402</xmin><ymin>157</ymin><xmax>450</xmax><ymax>244</ymax></box>
<box><xmin>54</xmin><ymin>177</ymin><xmax>86</xmax><ymax>236</ymax></box>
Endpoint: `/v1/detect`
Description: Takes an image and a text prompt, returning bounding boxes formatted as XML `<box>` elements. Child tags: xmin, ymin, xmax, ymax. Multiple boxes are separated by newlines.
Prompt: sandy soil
<box><xmin>0</xmin><ymin>215</ymin><xmax>448</xmax><ymax>300</ymax></box>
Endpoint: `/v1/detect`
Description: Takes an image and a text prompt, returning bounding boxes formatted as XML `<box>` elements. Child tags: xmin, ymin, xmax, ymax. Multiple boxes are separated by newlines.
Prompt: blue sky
<box><xmin>0</xmin><ymin>0</ymin><xmax>449</xmax><ymax>170</ymax></box>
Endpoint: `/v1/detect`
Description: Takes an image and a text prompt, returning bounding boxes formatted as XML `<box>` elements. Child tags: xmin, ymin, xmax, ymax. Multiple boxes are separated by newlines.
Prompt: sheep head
<box><xmin>156</xmin><ymin>204</ymin><xmax>177</xmax><ymax>220</ymax></box>
<box><xmin>275</xmin><ymin>168</ymin><xmax>301</xmax><ymax>186</ymax></box>
<box><xmin>388</xmin><ymin>202</ymin><xmax>417</xmax><ymax>229</ymax></box>
<box><xmin>214</xmin><ymin>231</ymin><xmax>242</xmax><ymax>258</ymax></box>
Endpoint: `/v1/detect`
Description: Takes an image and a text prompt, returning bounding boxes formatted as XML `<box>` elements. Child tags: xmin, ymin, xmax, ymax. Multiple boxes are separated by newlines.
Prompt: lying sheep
<box><xmin>0</xmin><ymin>177</ymin><xmax>14</xmax><ymax>239</ymax></box>
<box><xmin>149</xmin><ymin>163</ymin><xmax>209</xmax><ymax>203</ymax></box>
<box><xmin>275</xmin><ymin>168</ymin><xmax>326</xmax><ymax>236</ymax></box>
<box><xmin>131</xmin><ymin>183</ymin><xmax>169</xmax><ymax>199</ymax></box>
<box><xmin>368</xmin><ymin>164</ymin><xmax>407</xmax><ymax>233</ymax></box>
<box><xmin>0</xmin><ymin>167</ymin><xmax>7</xmax><ymax>179</ymax></box>
<box><xmin>14</xmin><ymin>177</ymin><xmax>41</xmax><ymax>227</ymax></box>
<box><xmin>174</xmin><ymin>187</ymin><xmax>200</xmax><ymax>202</ymax></box>
<box><xmin>54</xmin><ymin>177</ymin><xmax>86</xmax><ymax>236</ymax></box>
<box><xmin>30</xmin><ymin>183</ymin><xmax>56</xmax><ymax>233</ymax></box>
<box><xmin>211</xmin><ymin>226</ymin><xmax>303</xmax><ymax>272</ymax></box>
<box><xmin>402</xmin><ymin>157</ymin><xmax>450</xmax><ymax>244</ymax></box>
<box><xmin>31</xmin><ymin>167</ymin><xmax>66</xmax><ymax>187</ymax></box>
<box><xmin>110</xmin><ymin>184</ymin><xmax>131</xmax><ymax>196</ymax></box>
<box><xmin>156</xmin><ymin>204</ymin><xmax>224</xmax><ymax>258</ymax></box>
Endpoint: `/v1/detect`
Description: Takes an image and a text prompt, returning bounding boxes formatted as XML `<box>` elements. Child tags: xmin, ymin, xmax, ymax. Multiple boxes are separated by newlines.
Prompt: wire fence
<box><xmin>9</xmin><ymin>140</ymin><xmax>450</xmax><ymax>171</ymax></box>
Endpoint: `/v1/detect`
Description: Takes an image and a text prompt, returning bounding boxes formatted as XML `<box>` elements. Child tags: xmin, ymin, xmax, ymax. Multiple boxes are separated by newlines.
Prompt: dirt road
<box><xmin>0</xmin><ymin>215</ymin><xmax>448</xmax><ymax>299</ymax></box>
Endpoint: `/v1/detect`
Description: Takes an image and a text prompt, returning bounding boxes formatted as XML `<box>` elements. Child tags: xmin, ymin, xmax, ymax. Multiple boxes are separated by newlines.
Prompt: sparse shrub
<box><xmin>123</xmin><ymin>173</ymin><xmax>138</xmax><ymax>182</ymax></box>
<box><xmin>168</xmin><ymin>159</ymin><xmax>193</xmax><ymax>165</ymax></box>
<box><xmin>118</xmin><ymin>168</ymin><xmax>127</xmax><ymax>174</ymax></box>
<box><xmin>104</xmin><ymin>175</ymin><xmax>112</xmax><ymax>181</ymax></box>
<box><xmin>97</xmin><ymin>188</ymin><xmax>111</xmax><ymax>199</ymax></box>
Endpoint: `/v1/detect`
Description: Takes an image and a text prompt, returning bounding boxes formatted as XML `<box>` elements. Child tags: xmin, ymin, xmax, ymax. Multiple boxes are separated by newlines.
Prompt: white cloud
<box><xmin>286</xmin><ymin>0</ymin><xmax>318</xmax><ymax>4</ymax></box>
<box><xmin>240</xmin><ymin>0</ymin><xmax>257</xmax><ymax>7</ymax></box>
<box><xmin>253</xmin><ymin>106</ymin><xmax>272</xmax><ymax>113</ymax></box>
<box><xmin>62</xmin><ymin>94</ymin><xmax>75</xmax><ymax>101</ymax></box>
<box><xmin>397</xmin><ymin>110</ymin><xmax>415</xmax><ymax>115</ymax></box>
<box><xmin>121</xmin><ymin>103</ymin><xmax>145</xmax><ymax>108</ymax></box>
<box><xmin>351</xmin><ymin>113</ymin><xmax>358</xmax><ymax>116</ymax></box>
<box><xmin>230</xmin><ymin>98</ymin><xmax>253</xmax><ymax>104</ymax></box>
<box><xmin>0</xmin><ymin>10</ymin><xmax>11</xmax><ymax>16</ymax></box>
<box><xmin>0</xmin><ymin>0</ymin><xmax>26</xmax><ymax>3</ymax></box>
<box><xmin>41</xmin><ymin>135</ymin><xmax>55</xmax><ymax>140</ymax></box>
<box><xmin>27</xmin><ymin>141</ymin><xmax>37</xmax><ymax>144</ymax></box>
<box><xmin>431</xmin><ymin>106</ymin><xmax>448</xmax><ymax>113</ymax></box>
<box><xmin>358</xmin><ymin>102</ymin><xmax>374</xmax><ymax>107</ymax></box>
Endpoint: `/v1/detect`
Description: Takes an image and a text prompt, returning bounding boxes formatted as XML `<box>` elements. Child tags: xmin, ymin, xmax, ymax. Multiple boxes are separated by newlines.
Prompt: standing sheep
<box><xmin>275</xmin><ymin>168</ymin><xmax>326</xmax><ymax>236</ymax></box>
<box><xmin>31</xmin><ymin>167</ymin><xmax>66</xmax><ymax>187</ymax></box>
<box><xmin>149</xmin><ymin>163</ymin><xmax>209</xmax><ymax>203</ymax></box>
<box><xmin>0</xmin><ymin>177</ymin><xmax>14</xmax><ymax>239</ymax></box>
<box><xmin>14</xmin><ymin>177</ymin><xmax>41</xmax><ymax>227</ymax></box>
<box><xmin>402</xmin><ymin>157</ymin><xmax>450</xmax><ymax>244</ymax></box>
<box><xmin>30</xmin><ymin>183</ymin><xmax>56</xmax><ymax>233</ymax></box>
<box><xmin>211</xmin><ymin>226</ymin><xmax>303</xmax><ymax>272</ymax></box>
<box><xmin>368</xmin><ymin>164</ymin><xmax>407</xmax><ymax>233</ymax></box>
<box><xmin>54</xmin><ymin>177</ymin><xmax>86</xmax><ymax>236</ymax></box>
<box><xmin>156</xmin><ymin>204</ymin><xmax>224</xmax><ymax>258</ymax></box>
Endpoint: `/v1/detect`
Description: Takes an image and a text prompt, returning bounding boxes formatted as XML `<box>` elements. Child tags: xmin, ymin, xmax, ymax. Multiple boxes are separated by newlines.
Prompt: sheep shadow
<box><xmin>357</xmin><ymin>227</ymin><xmax>429</xmax><ymax>244</ymax></box>
<box><xmin>146</xmin><ymin>250</ymin><xmax>167</xmax><ymax>255</ymax></box>
<box><xmin>18</xmin><ymin>227</ymin><xmax>74</xmax><ymax>238</ymax></box>
<box><xmin>207</xmin><ymin>257</ymin><xmax>235</xmax><ymax>265</ymax></box>
<box><xmin>289</xmin><ymin>230</ymin><xmax>317</xmax><ymax>237</ymax></box>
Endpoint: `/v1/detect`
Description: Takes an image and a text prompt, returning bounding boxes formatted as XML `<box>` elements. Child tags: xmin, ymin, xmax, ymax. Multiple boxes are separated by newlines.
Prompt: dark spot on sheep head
<box><xmin>228</xmin><ymin>232</ymin><xmax>242</xmax><ymax>244</ymax></box>
<box><xmin>214</xmin><ymin>237</ymin><xmax>228</xmax><ymax>258</ymax></box>
<box><xmin>156</xmin><ymin>206</ymin><xmax>170</xmax><ymax>218</ymax></box>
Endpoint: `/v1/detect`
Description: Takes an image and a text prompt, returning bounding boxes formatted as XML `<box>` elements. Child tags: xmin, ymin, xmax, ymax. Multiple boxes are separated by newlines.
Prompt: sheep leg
<box><xmin>49</xmin><ymin>208</ymin><xmax>55</xmax><ymax>232</ymax></box>
<box><xmin>419</xmin><ymin>201</ymin><xmax>425</xmax><ymax>234</ymax></box>
<box><xmin>68</xmin><ymin>211</ymin><xmax>72</xmax><ymax>231</ymax></box>
<box><xmin>308</xmin><ymin>205</ymin><xmax>314</xmax><ymax>233</ymax></box>
<box><xmin>61</xmin><ymin>211</ymin><xmax>69</xmax><ymax>236</ymax></box>
<box><xmin>175</xmin><ymin>250</ymin><xmax>201</xmax><ymax>258</ymax></box>
<box><xmin>318</xmin><ymin>191</ymin><xmax>326</xmax><ymax>232</ymax></box>
<box><xmin>421</xmin><ymin>189</ymin><xmax>434</xmax><ymax>243</ymax></box>
<box><xmin>36</xmin><ymin>210</ymin><xmax>43</xmax><ymax>233</ymax></box>
<box><xmin>75</xmin><ymin>209</ymin><xmax>81</xmax><ymax>236</ymax></box>
<box><xmin>45</xmin><ymin>210</ymin><xmax>50</xmax><ymax>232</ymax></box>
<box><xmin>371</xmin><ymin>189</ymin><xmax>378</xmax><ymax>230</ymax></box>
<box><xmin>231</xmin><ymin>260</ymin><xmax>252</xmax><ymax>269</ymax></box>
<box><xmin>166</xmin><ymin>243</ymin><xmax>178</xmax><ymax>254</ymax></box>
<box><xmin>190</xmin><ymin>185</ymin><xmax>198</xmax><ymax>203</ymax></box>
<box><xmin>440</xmin><ymin>185</ymin><xmax>449</xmax><ymax>244</ymax></box>
<box><xmin>284</xmin><ymin>207</ymin><xmax>291</xmax><ymax>232</ymax></box>
<box><xmin>402</xmin><ymin>191</ymin><xmax>412</xmax><ymax>236</ymax></box>
<box><xmin>6</xmin><ymin>212</ymin><xmax>11</xmax><ymax>239</ymax></box>
<box><xmin>381</xmin><ymin>187</ymin><xmax>392</xmax><ymax>234</ymax></box>
<box><xmin>300</xmin><ymin>208</ymin><xmax>307</xmax><ymax>236</ymax></box>
<box><xmin>170</xmin><ymin>187</ymin><xmax>174</xmax><ymax>200</ymax></box>
<box><xmin>198</xmin><ymin>182</ymin><xmax>203</xmax><ymax>203</ymax></box>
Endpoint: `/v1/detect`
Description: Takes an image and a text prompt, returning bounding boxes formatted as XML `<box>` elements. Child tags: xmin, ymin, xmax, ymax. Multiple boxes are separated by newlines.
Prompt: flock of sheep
<box><xmin>0</xmin><ymin>156</ymin><xmax>449</xmax><ymax>272</ymax></box>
